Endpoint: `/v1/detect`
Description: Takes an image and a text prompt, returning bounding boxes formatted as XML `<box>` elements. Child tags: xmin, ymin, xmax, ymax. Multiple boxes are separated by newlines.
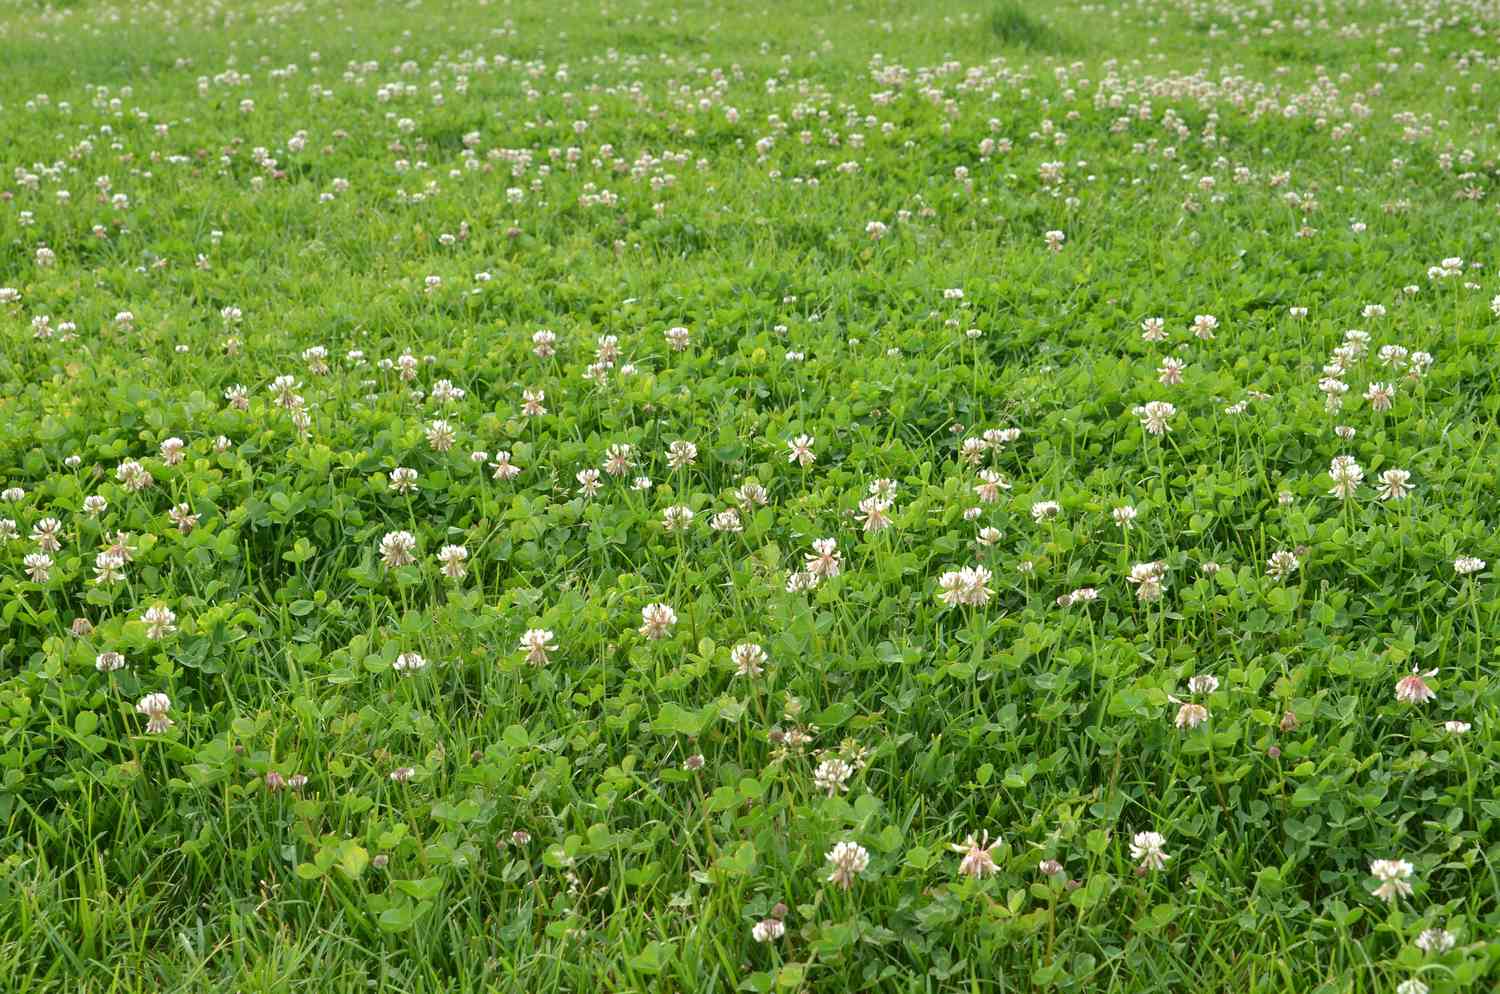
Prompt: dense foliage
<box><xmin>1</xmin><ymin>0</ymin><xmax>1498</xmax><ymax>991</ymax></box>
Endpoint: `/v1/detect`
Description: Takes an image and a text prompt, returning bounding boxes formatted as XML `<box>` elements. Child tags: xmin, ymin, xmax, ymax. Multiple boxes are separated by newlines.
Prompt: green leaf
<box><xmin>336</xmin><ymin>844</ymin><xmax>370</xmax><ymax>879</ymax></box>
<box><xmin>393</xmin><ymin>877</ymin><xmax>443</xmax><ymax>901</ymax></box>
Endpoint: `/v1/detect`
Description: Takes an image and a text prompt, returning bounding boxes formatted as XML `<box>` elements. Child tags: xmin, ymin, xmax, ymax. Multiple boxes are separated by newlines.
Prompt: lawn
<box><xmin>0</xmin><ymin>0</ymin><xmax>1497</xmax><ymax>991</ymax></box>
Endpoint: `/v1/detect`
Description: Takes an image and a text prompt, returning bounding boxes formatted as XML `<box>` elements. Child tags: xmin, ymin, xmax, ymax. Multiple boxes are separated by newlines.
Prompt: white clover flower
<box><xmin>751</xmin><ymin>918</ymin><xmax>785</xmax><ymax>942</ymax></box>
<box><xmin>730</xmin><ymin>643</ymin><xmax>766</xmax><ymax>677</ymax></box>
<box><xmin>1415</xmin><ymin>927</ymin><xmax>1455</xmax><ymax>954</ymax></box>
<box><xmin>805</xmin><ymin>538</ymin><xmax>842</xmax><ymax>578</ymax></box>
<box><xmin>142</xmin><ymin>604</ymin><xmax>177</xmax><ymax>639</ymax></box>
<box><xmin>518</xmin><ymin>629</ymin><xmax>557</xmax><ymax>666</ymax></box>
<box><xmin>379</xmin><ymin>530</ymin><xmax>417</xmax><ymax>567</ymax></box>
<box><xmin>639</xmin><ymin>603</ymin><xmax>677</xmax><ymax>639</ymax></box>
<box><xmin>1130</xmin><ymin>831</ymin><xmax>1169</xmax><ymax>871</ymax></box>
<box><xmin>135</xmin><ymin>693</ymin><xmax>173</xmax><ymax>733</ymax></box>
<box><xmin>1395</xmin><ymin>666</ymin><xmax>1437</xmax><ymax>704</ymax></box>
<box><xmin>393</xmin><ymin>651</ymin><xmax>427</xmax><ymax>674</ymax></box>
<box><xmin>824</xmin><ymin>840</ymin><xmax>870</xmax><ymax>889</ymax></box>
<box><xmin>436</xmin><ymin>544</ymin><xmax>468</xmax><ymax>579</ymax></box>
<box><xmin>1134</xmin><ymin>400</ymin><xmax>1176</xmax><ymax>435</ymax></box>
<box><xmin>950</xmin><ymin>831</ymin><xmax>1002</xmax><ymax>879</ymax></box>
<box><xmin>1369</xmin><ymin>859</ymin><xmax>1414</xmax><ymax>901</ymax></box>
<box><xmin>786</xmin><ymin>434</ymin><xmax>815</xmax><ymax>467</ymax></box>
<box><xmin>812</xmin><ymin>758</ymin><xmax>854</xmax><ymax>796</ymax></box>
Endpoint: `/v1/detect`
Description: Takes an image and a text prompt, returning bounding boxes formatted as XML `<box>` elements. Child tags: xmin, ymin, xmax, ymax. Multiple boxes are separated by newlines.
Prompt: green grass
<box><xmin>989</xmin><ymin>1</ymin><xmax>1075</xmax><ymax>52</ymax></box>
<box><xmin>0</xmin><ymin>0</ymin><xmax>1498</xmax><ymax>991</ymax></box>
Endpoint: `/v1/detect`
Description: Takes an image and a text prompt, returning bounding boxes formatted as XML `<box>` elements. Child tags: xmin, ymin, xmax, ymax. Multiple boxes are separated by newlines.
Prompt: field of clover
<box><xmin>2</xmin><ymin>0</ymin><xmax>1499</xmax><ymax>991</ymax></box>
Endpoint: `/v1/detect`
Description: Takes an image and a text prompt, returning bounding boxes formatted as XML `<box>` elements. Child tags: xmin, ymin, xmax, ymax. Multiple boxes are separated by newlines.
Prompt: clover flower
<box><xmin>824</xmin><ymin>841</ymin><xmax>870</xmax><ymax>889</ymax></box>
<box><xmin>951</xmin><ymin>831</ymin><xmax>1003</xmax><ymax>879</ymax></box>
<box><xmin>136</xmin><ymin>693</ymin><xmax>173</xmax><ymax>734</ymax></box>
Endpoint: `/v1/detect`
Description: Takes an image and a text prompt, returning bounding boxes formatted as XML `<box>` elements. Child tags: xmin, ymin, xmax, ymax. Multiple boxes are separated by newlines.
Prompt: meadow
<box><xmin>1</xmin><ymin>0</ymin><xmax>1498</xmax><ymax>990</ymax></box>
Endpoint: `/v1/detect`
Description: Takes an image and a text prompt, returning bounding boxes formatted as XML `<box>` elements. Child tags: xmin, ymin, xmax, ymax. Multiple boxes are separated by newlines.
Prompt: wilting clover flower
<box><xmin>730</xmin><ymin>643</ymin><xmax>767</xmax><ymax>677</ymax></box>
<box><xmin>135</xmin><ymin>693</ymin><xmax>173</xmax><ymax>734</ymax></box>
<box><xmin>602</xmin><ymin>444</ymin><xmax>634</xmax><ymax>477</ymax></box>
<box><xmin>824</xmin><ymin>840</ymin><xmax>870</xmax><ymax>890</ymax></box>
<box><xmin>805</xmin><ymin>538</ymin><xmax>843</xmax><ymax>578</ymax></box>
<box><xmin>1395</xmin><ymin>666</ymin><xmax>1437</xmax><ymax>705</ymax></box>
<box><xmin>95</xmin><ymin>650</ymin><xmax>126</xmax><ymax>673</ymax></box>
<box><xmin>973</xmin><ymin>470</ymin><xmax>1010</xmax><ymax>503</ymax></box>
<box><xmin>856</xmin><ymin>497</ymin><xmax>892</xmax><ymax>532</ymax></box>
<box><xmin>951</xmin><ymin>831</ymin><xmax>1003</xmax><ymax>879</ymax></box>
<box><xmin>1173</xmin><ymin>701</ymin><xmax>1209</xmax><ymax>730</ymax></box>
<box><xmin>489</xmin><ymin>451</ymin><xmax>521</xmax><ymax>481</ymax></box>
<box><xmin>1364</xmin><ymin>381</ymin><xmax>1395</xmax><ymax>411</ymax></box>
<box><xmin>168</xmin><ymin>504</ymin><xmax>199</xmax><ymax>534</ymax></box>
<box><xmin>425</xmin><ymin>419</ymin><xmax>456</xmax><ymax>452</ymax></box>
<box><xmin>116</xmin><ymin>459</ymin><xmax>154</xmax><ymax>492</ymax></box>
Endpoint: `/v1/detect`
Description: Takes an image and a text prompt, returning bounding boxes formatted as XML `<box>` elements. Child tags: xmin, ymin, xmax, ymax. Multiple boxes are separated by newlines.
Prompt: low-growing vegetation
<box><xmin>0</xmin><ymin>0</ymin><xmax>1497</xmax><ymax>991</ymax></box>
